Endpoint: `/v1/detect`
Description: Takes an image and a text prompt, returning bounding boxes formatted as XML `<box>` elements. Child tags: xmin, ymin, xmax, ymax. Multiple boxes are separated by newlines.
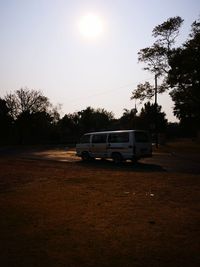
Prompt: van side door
<box><xmin>76</xmin><ymin>134</ymin><xmax>91</xmax><ymax>156</ymax></box>
<box><xmin>107</xmin><ymin>132</ymin><xmax>132</xmax><ymax>159</ymax></box>
<box><xmin>90</xmin><ymin>134</ymin><xmax>107</xmax><ymax>158</ymax></box>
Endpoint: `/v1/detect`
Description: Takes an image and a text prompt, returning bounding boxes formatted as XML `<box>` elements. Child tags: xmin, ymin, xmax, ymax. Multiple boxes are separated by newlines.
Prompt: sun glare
<box><xmin>78</xmin><ymin>14</ymin><xmax>104</xmax><ymax>39</ymax></box>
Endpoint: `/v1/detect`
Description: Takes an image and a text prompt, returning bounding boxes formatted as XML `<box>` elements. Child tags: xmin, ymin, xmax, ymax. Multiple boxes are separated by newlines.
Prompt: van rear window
<box><xmin>108</xmin><ymin>132</ymin><xmax>129</xmax><ymax>143</ymax></box>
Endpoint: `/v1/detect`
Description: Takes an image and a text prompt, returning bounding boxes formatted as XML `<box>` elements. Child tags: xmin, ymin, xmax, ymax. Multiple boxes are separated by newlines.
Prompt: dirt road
<box><xmin>0</xmin><ymin>144</ymin><xmax>200</xmax><ymax>267</ymax></box>
<box><xmin>2</xmin><ymin>145</ymin><xmax>199</xmax><ymax>174</ymax></box>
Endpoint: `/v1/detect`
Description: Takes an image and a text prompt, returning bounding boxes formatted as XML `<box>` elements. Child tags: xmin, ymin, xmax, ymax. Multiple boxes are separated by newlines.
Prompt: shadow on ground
<box><xmin>76</xmin><ymin>158</ymin><xmax>166</xmax><ymax>172</ymax></box>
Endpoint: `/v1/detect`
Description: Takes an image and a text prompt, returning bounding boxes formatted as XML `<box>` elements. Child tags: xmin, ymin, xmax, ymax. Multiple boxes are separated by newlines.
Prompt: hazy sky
<box><xmin>0</xmin><ymin>0</ymin><xmax>199</xmax><ymax>121</ymax></box>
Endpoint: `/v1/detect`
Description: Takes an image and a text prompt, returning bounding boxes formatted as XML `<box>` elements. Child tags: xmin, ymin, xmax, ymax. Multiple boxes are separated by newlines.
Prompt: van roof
<box><xmin>83</xmin><ymin>130</ymin><xmax>148</xmax><ymax>135</ymax></box>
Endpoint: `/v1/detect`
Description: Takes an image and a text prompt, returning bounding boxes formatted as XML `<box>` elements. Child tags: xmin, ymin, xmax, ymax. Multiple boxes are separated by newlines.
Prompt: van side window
<box><xmin>108</xmin><ymin>133</ymin><xmax>129</xmax><ymax>143</ymax></box>
<box><xmin>135</xmin><ymin>132</ymin><xmax>149</xmax><ymax>143</ymax></box>
<box><xmin>80</xmin><ymin>134</ymin><xmax>90</xmax><ymax>143</ymax></box>
<box><xmin>92</xmin><ymin>134</ymin><xmax>107</xmax><ymax>143</ymax></box>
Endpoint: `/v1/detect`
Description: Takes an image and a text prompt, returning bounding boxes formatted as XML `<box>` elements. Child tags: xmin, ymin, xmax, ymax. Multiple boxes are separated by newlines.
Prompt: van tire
<box><xmin>112</xmin><ymin>153</ymin><xmax>122</xmax><ymax>164</ymax></box>
<box><xmin>81</xmin><ymin>151</ymin><xmax>91</xmax><ymax>161</ymax></box>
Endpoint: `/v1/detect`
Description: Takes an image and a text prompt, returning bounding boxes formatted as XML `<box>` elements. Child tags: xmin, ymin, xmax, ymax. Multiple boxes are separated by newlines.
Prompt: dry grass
<box><xmin>0</xmin><ymin>154</ymin><xmax>200</xmax><ymax>267</ymax></box>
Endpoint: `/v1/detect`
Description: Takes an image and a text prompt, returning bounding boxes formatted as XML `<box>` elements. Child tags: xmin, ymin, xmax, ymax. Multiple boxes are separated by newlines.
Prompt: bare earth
<box><xmin>0</xmin><ymin>142</ymin><xmax>200</xmax><ymax>267</ymax></box>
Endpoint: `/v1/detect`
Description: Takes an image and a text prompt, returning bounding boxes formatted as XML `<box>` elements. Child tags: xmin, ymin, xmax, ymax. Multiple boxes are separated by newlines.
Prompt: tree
<box><xmin>58</xmin><ymin>113</ymin><xmax>80</xmax><ymax>143</ymax></box>
<box><xmin>119</xmin><ymin>108</ymin><xmax>138</xmax><ymax>129</ymax></box>
<box><xmin>168</xmin><ymin>19</ymin><xmax>200</xmax><ymax>134</ymax></box>
<box><xmin>58</xmin><ymin>107</ymin><xmax>114</xmax><ymax>144</ymax></box>
<box><xmin>77</xmin><ymin>107</ymin><xmax>114</xmax><ymax>134</ymax></box>
<box><xmin>0</xmin><ymin>98</ymin><xmax>13</xmax><ymax>144</ymax></box>
<box><xmin>138</xmin><ymin>16</ymin><xmax>183</xmax><ymax>75</ymax></box>
<box><xmin>5</xmin><ymin>87</ymin><xmax>51</xmax><ymax>119</ymax></box>
<box><xmin>131</xmin><ymin>81</ymin><xmax>167</xmax><ymax>102</ymax></box>
<box><xmin>138</xmin><ymin>102</ymin><xmax>167</xmax><ymax>132</ymax></box>
<box><xmin>152</xmin><ymin>16</ymin><xmax>184</xmax><ymax>55</ymax></box>
<box><xmin>3</xmin><ymin>88</ymin><xmax>61</xmax><ymax>144</ymax></box>
<box><xmin>132</xmin><ymin>16</ymin><xmax>183</xmax><ymax>102</ymax></box>
<box><xmin>131</xmin><ymin>16</ymin><xmax>184</xmax><ymax>145</ymax></box>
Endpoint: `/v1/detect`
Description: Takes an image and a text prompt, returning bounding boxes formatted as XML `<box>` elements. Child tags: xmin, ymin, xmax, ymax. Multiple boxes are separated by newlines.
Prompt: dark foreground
<box><xmin>0</xmin><ymin>143</ymin><xmax>200</xmax><ymax>267</ymax></box>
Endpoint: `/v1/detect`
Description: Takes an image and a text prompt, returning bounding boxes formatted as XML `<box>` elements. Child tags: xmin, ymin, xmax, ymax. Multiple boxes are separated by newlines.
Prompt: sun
<box><xmin>78</xmin><ymin>14</ymin><xmax>104</xmax><ymax>39</ymax></box>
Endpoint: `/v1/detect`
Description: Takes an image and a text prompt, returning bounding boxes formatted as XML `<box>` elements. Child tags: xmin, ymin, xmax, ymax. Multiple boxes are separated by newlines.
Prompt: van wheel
<box><xmin>112</xmin><ymin>153</ymin><xmax>122</xmax><ymax>164</ymax></box>
<box><xmin>81</xmin><ymin>152</ymin><xmax>91</xmax><ymax>161</ymax></box>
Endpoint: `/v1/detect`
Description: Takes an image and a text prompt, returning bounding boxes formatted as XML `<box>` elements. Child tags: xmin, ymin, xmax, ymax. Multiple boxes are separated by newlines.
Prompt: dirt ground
<box><xmin>0</xmin><ymin>141</ymin><xmax>200</xmax><ymax>267</ymax></box>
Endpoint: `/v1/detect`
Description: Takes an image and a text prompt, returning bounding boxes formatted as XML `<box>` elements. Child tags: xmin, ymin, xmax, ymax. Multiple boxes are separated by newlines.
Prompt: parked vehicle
<box><xmin>76</xmin><ymin>130</ymin><xmax>152</xmax><ymax>163</ymax></box>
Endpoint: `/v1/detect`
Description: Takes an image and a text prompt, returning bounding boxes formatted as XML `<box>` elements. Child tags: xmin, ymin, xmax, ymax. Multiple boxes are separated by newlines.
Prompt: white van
<box><xmin>76</xmin><ymin>130</ymin><xmax>152</xmax><ymax>163</ymax></box>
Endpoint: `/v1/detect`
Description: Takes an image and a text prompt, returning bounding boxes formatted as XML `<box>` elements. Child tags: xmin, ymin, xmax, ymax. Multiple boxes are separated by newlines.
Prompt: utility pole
<box><xmin>155</xmin><ymin>74</ymin><xmax>158</xmax><ymax>148</ymax></box>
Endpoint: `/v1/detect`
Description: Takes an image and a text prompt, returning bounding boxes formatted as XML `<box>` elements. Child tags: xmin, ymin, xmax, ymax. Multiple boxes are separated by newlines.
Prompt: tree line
<box><xmin>0</xmin><ymin>15</ymin><xmax>199</xmax><ymax>145</ymax></box>
<box><xmin>0</xmin><ymin>88</ymin><xmax>168</xmax><ymax>145</ymax></box>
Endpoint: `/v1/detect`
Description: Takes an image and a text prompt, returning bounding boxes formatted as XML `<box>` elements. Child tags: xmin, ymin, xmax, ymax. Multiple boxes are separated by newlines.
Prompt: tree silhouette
<box><xmin>119</xmin><ymin>108</ymin><xmax>138</xmax><ymax>129</ymax></box>
<box><xmin>5</xmin><ymin>88</ymin><xmax>51</xmax><ymax>119</ymax></box>
<box><xmin>58</xmin><ymin>107</ymin><xmax>114</xmax><ymax>143</ymax></box>
<box><xmin>77</xmin><ymin>107</ymin><xmax>114</xmax><ymax>134</ymax></box>
<box><xmin>139</xmin><ymin>102</ymin><xmax>167</xmax><ymax>132</ymax></box>
<box><xmin>168</xmin><ymin>19</ymin><xmax>200</xmax><ymax>135</ymax></box>
<box><xmin>0</xmin><ymin>98</ymin><xmax>13</xmax><ymax>144</ymax></box>
<box><xmin>3</xmin><ymin>88</ymin><xmax>60</xmax><ymax>144</ymax></box>
<box><xmin>132</xmin><ymin>16</ymin><xmax>183</xmax><ymax>102</ymax></box>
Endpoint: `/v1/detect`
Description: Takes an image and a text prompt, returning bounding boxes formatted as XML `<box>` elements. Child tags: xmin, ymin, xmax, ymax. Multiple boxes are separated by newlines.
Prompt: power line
<box><xmin>66</xmin><ymin>76</ymin><xmax>154</xmax><ymax>104</ymax></box>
